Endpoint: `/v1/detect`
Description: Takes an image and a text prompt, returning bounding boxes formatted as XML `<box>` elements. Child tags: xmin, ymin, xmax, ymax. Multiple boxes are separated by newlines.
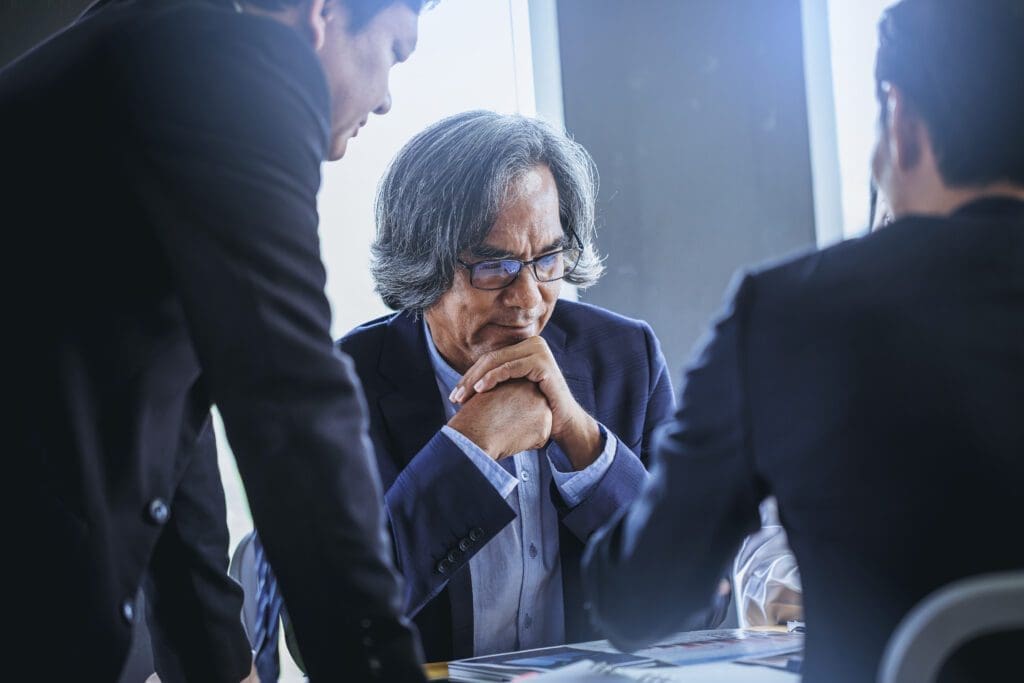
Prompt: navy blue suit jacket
<box><xmin>338</xmin><ymin>299</ymin><xmax>675</xmax><ymax>661</ymax></box>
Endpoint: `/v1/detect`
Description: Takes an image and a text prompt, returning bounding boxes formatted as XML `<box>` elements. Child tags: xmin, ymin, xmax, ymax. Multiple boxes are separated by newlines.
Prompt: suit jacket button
<box><xmin>147</xmin><ymin>498</ymin><xmax>170</xmax><ymax>525</ymax></box>
<box><xmin>436</xmin><ymin>559</ymin><xmax>450</xmax><ymax>575</ymax></box>
<box><xmin>446</xmin><ymin>550</ymin><xmax>457</xmax><ymax>563</ymax></box>
<box><xmin>469</xmin><ymin>527</ymin><xmax>484</xmax><ymax>542</ymax></box>
<box><xmin>121</xmin><ymin>598</ymin><xmax>135</xmax><ymax>624</ymax></box>
<box><xmin>458</xmin><ymin>539</ymin><xmax>471</xmax><ymax>552</ymax></box>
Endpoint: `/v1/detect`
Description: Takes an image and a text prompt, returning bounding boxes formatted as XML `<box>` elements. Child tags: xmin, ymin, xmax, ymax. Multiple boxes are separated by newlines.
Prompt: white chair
<box><xmin>878</xmin><ymin>571</ymin><xmax>1024</xmax><ymax>683</ymax></box>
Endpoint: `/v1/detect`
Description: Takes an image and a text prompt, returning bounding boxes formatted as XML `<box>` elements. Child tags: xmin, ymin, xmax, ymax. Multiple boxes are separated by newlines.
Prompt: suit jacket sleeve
<box><xmin>559</xmin><ymin>321</ymin><xmax>676</xmax><ymax>541</ymax></box>
<box><xmin>385</xmin><ymin>431</ymin><xmax>518</xmax><ymax>617</ymax></box>
<box><xmin>144</xmin><ymin>415</ymin><xmax>252</xmax><ymax>683</ymax></box>
<box><xmin>582</xmin><ymin>275</ymin><xmax>766</xmax><ymax>651</ymax></box>
<box><xmin>114</xmin><ymin>16</ymin><xmax>422</xmax><ymax>681</ymax></box>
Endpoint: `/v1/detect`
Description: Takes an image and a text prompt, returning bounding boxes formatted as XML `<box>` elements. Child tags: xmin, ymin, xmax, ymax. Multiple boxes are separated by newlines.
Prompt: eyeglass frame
<box><xmin>456</xmin><ymin>230</ymin><xmax>584</xmax><ymax>291</ymax></box>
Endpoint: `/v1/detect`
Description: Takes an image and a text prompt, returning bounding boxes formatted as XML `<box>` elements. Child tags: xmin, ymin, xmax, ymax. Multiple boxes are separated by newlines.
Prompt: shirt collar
<box><xmin>422</xmin><ymin>319</ymin><xmax>463</xmax><ymax>394</ymax></box>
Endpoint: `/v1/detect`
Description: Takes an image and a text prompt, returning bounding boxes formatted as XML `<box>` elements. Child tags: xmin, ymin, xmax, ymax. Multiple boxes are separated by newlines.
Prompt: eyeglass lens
<box><xmin>471</xmin><ymin>250</ymin><xmax>578</xmax><ymax>289</ymax></box>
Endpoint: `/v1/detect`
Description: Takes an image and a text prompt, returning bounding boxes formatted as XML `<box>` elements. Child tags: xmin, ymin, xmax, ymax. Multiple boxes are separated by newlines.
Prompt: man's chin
<box><xmin>328</xmin><ymin>129</ymin><xmax>358</xmax><ymax>160</ymax></box>
<box><xmin>327</xmin><ymin>138</ymin><xmax>348</xmax><ymax>161</ymax></box>
<box><xmin>482</xmin><ymin>323</ymin><xmax>538</xmax><ymax>347</ymax></box>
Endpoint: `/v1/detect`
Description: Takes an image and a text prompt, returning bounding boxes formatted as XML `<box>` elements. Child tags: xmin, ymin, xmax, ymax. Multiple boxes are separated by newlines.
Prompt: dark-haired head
<box><xmin>871</xmin><ymin>0</ymin><xmax>1024</xmax><ymax>218</ymax></box>
<box><xmin>240</xmin><ymin>0</ymin><xmax>434</xmax><ymax>159</ymax></box>
<box><xmin>82</xmin><ymin>0</ymin><xmax>433</xmax><ymax>159</ymax></box>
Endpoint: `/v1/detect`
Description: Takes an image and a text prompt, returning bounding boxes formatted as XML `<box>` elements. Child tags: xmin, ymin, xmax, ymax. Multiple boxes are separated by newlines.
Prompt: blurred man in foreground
<box><xmin>583</xmin><ymin>1</ymin><xmax>1024</xmax><ymax>681</ymax></box>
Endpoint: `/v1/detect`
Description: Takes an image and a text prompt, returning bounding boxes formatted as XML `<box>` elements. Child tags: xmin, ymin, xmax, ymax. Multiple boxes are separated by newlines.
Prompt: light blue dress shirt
<box><xmin>423</xmin><ymin>321</ymin><xmax>616</xmax><ymax>655</ymax></box>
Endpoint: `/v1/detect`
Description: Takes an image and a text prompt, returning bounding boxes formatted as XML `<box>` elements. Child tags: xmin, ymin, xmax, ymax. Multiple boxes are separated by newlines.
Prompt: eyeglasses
<box><xmin>457</xmin><ymin>231</ymin><xmax>584</xmax><ymax>291</ymax></box>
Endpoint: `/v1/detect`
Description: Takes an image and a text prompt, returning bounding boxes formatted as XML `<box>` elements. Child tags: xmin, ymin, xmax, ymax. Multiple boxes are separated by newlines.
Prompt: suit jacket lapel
<box><xmin>543</xmin><ymin>311</ymin><xmax>595</xmax><ymax>417</ymax></box>
<box><xmin>543</xmin><ymin>309</ymin><xmax>595</xmax><ymax>474</ymax></box>
<box><xmin>376</xmin><ymin>312</ymin><xmax>447</xmax><ymax>468</ymax></box>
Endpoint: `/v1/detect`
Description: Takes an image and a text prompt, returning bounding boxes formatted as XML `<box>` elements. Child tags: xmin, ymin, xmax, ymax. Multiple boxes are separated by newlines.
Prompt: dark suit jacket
<box><xmin>583</xmin><ymin>197</ymin><xmax>1024</xmax><ymax>683</ymax></box>
<box><xmin>336</xmin><ymin>299</ymin><xmax>678</xmax><ymax>661</ymax></box>
<box><xmin>5</xmin><ymin>1</ymin><xmax>420</xmax><ymax>680</ymax></box>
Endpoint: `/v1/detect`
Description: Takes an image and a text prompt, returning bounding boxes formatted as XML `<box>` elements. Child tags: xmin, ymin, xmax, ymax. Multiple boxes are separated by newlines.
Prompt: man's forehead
<box><xmin>473</xmin><ymin>224</ymin><xmax>566</xmax><ymax>258</ymax></box>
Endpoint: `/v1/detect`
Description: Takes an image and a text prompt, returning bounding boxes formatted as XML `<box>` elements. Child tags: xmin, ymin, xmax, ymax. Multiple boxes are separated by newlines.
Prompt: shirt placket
<box><xmin>514</xmin><ymin>451</ymin><xmax>543</xmax><ymax>649</ymax></box>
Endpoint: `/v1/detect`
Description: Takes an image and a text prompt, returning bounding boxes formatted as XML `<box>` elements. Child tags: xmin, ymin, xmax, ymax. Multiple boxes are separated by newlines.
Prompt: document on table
<box><xmin>516</xmin><ymin>657</ymin><xmax>800</xmax><ymax>682</ymax></box>
<box><xmin>449</xmin><ymin>629</ymin><xmax>803</xmax><ymax>682</ymax></box>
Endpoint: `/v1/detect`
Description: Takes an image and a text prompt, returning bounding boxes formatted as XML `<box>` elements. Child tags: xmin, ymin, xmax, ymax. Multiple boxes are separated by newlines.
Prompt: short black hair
<box><xmin>244</xmin><ymin>0</ymin><xmax>430</xmax><ymax>32</ymax></box>
<box><xmin>875</xmin><ymin>0</ymin><xmax>1024</xmax><ymax>187</ymax></box>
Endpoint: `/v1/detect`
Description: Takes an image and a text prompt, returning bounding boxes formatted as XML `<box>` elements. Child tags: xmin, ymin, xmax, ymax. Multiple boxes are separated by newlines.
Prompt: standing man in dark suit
<box><xmin>266</xmin><ymin>111</ymin><xmax>727</xmax><ymax>666</ymax></box>
<box><xmin>582</xmin><ymin>1</ymin><xmax>1024</xmax><ymax>682</ymax></box>
<box><xmin>6</xmin><ymin>0</ymin><xmax>431</xmax><ymax>680</ymax></box>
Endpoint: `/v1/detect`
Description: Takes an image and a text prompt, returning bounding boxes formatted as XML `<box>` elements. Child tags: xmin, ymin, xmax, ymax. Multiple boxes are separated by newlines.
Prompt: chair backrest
<box><xmin>878</xmin><ymin>571</ymin><xmax>1024</xmax><ymax>683</ymax></box>
<box><xmin>228</xmin><ymin>530</ymin><xmax>261</xmax><ymax>648</ymax></box>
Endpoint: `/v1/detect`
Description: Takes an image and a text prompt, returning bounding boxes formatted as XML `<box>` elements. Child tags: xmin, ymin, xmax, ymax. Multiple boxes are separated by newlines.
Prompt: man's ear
<box><xmin>304</xmin><ymin>0</ymin><xmax>328</xmax><ymax>52</ymax></box>
<box><xmin>886</xmin><ymin>84</ymin><xmax>924</xmax><ymax>173</ymax></box>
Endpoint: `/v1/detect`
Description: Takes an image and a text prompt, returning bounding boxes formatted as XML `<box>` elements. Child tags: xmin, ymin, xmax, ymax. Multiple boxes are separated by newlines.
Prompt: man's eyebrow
<box><xmin>470</xmin><ymin>237</ymin><xmax>569</xmax><ymax>260</ymax></box>
<box><xmin>540</xmin><ymin>236</ymin><xmax>569</xmax><ymax>253</ymax></box>
<box><xmin>470</xmin><ymin>243</ymin><xmax>515</xmax><ymax>259</ymax></box>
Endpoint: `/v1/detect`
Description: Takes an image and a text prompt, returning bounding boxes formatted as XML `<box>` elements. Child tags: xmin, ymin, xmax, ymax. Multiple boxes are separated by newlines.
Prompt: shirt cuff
<box><xmin>441</xmin><ymin>425</ymin><xmax>518</xmax><ymax>499</ymax></box>
<box><xmin>547</xmin><ymin>424</ymin><xmax>617</xmax><ymax>508</ymax></box>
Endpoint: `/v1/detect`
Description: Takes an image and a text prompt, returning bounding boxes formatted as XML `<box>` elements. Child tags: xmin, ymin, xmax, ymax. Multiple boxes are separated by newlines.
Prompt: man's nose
<box><xmin>503</xmin><ymin>266</ymin><xmax>544</xmax><ymax>309</ymax></box>
<box><xmin>374</xmin><ymin>90</ymin><xmax>393</xmax><ymax>116</ymax></box>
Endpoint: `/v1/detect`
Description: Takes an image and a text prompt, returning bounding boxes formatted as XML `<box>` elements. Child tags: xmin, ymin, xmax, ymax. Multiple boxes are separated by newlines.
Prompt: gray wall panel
<box><xmin>558</xmin><ymin>0</ymin><xmax>818</xmax><ymax>372</ymax></box>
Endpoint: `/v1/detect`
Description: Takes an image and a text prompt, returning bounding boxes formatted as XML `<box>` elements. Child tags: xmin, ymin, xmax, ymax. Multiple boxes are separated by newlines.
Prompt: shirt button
<box><xmin>121</xmin><ymin>598</ymin><xmax>135</xmax><ymax>624</ymax></box>
<box><xmin>529</xmin><ymin>543</ymin><xmax>538</xmax><ymax>559</ymax></box>
<box><xmin>521</xmin><ymin>470</ymin><xmax>531</xmax><ymax>482</ymax></box>
<box><xmin>147</xmin><ymin>498</ymin><xmax>170</xmax><ymax>525</ymax></box>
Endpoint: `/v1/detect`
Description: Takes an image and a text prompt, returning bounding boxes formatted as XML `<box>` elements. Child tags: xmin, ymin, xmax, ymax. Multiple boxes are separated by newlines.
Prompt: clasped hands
<box><xmin>446</xmin><ymin>336</ymin><xmax>601</xmax><ymax>470</ymax></box>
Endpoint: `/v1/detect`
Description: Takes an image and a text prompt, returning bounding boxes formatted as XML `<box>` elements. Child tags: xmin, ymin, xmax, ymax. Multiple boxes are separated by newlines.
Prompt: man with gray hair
<box><xmin>310</xmin><ymin>109</ymin><xmax>733</xmax><ymax>660</ymax></box>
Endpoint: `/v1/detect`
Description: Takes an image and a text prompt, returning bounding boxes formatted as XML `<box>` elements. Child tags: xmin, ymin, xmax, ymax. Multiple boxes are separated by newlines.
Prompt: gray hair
<box><xmin>371</xmin><ymin>110</ymin><xmax>604</xmax><ymax>312</ymax></box>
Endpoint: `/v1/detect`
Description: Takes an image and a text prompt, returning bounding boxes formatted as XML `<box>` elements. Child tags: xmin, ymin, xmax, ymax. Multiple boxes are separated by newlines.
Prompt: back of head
<box><xmin>875</xmin><ymin>0</ymin><xmax>1024</xmax><ymax>188</ymax></box>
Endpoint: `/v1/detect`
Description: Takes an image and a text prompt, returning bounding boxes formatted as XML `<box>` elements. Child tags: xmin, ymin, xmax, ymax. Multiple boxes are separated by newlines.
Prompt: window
<box><xmin>803</xmin><ymin>0</ymin><xmax>893</xmax><ymax>243</ymax></box>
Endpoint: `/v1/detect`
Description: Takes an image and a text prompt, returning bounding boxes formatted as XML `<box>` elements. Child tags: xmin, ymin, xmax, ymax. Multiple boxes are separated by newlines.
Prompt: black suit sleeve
<box><xmin>145</xmin><ymin>416</ymin><xmax>252</xmax><ymax>683</ymax></box>
<box><xmin>113</xmin><ymin>14</ymin><xmax>423</xmax><ymax>681</ymax></box>
<box><xmin>582</xmin><ymin>274</ymin><xmax>767</xmax><ymax>651</ymax></box>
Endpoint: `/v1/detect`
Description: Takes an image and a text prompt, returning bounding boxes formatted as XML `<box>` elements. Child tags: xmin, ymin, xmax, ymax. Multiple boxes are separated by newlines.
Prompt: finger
<box><xmin>451</xmin><ymin>348</ymin><xmax>532</xmax><ymax>403</ymax></box>
<box><xmin>449</xmin><ymin>348</ymin><xmax>516</xmax><ymax>403</ymax></box>
<box><xmin>473</xmin><ymin>358</ymin><xmax>534</xmax><ymax>394</ymax></box>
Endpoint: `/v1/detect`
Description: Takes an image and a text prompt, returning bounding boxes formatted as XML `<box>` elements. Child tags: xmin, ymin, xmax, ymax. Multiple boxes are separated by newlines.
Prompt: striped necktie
<box><xmin>251</xmin><ymin>534</ymin><xmax>284</xmax><ymax>682</ymax></box>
